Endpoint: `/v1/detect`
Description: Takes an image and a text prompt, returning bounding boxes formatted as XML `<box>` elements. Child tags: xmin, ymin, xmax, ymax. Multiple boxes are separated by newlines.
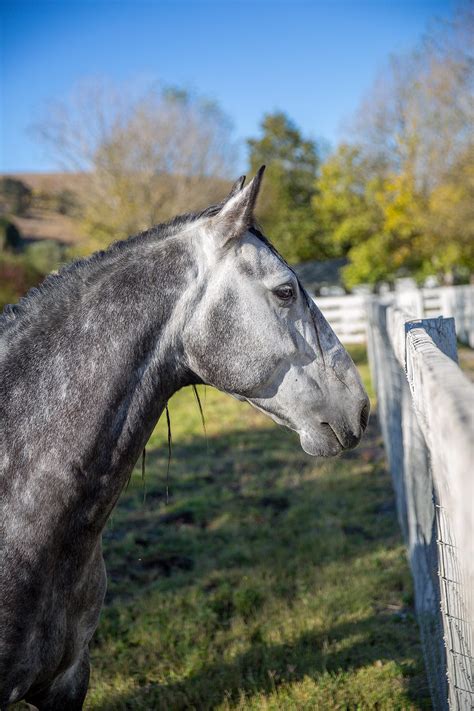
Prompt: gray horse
<box><xmin>0</xmin><ymin>167</ymin><xmax>369</xmax><ymax>709</ymax></box>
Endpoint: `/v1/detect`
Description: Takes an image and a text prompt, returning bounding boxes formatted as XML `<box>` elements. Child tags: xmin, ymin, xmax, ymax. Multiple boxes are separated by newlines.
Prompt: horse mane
<box><xmin>0</xmin><ymin>201</ymin><xmax>229</xmax><ymax>337</ymax></box>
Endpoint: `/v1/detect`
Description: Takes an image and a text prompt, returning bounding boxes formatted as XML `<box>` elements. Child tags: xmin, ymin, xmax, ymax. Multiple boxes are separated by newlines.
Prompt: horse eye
<box><xmin>274</xmin><ymin>284</ymin><xmax>294</xmax><ymax>301</ymax></box>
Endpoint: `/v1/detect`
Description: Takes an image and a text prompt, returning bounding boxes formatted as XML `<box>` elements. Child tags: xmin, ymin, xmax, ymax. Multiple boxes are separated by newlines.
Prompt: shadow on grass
<box><xmin>102</xmin><ymin>415</ymin><xmax>390</xmax><ymax>601</ymax></box>
<box><xmin>100</xmin><ymin>614</ymin><xmax>429</xmax><ymax>710</ymax></box>
<box><xmin>92</xmin><ymin>413</ymin><xmax>430</xmax><ymax>709</ymax></box>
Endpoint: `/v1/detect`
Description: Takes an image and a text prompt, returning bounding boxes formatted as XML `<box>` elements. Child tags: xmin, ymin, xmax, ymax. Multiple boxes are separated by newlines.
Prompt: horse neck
<box><xmin>2</xmin><ymin>234</ymin><xmax>197</xmax><ymax>534</ymax></box>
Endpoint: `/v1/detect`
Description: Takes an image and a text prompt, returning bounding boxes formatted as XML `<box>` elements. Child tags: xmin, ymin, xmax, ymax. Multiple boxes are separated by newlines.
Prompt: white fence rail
<box><xmin>314</xmin><ymin>285</ymin><xmax>474</xmax><ymax>347</ymax></box>
<box><xmin>313</xmin><ymin>293</ymin><xmax>368</xmax><ymax>343</ymax></box>
<box><xmin>367</xmin><ymin>303</ymin><xmax>474</xmax><ymax>710</ymax></box>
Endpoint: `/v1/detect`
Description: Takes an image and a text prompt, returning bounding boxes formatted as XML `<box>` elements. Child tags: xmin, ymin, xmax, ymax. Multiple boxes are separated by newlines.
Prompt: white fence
<box><xmin>315</xmin><ymin>285</ymin><xmax>474</xmax><ymax>347</ymax></box>
<box><xmin>367</xmin><ymin>303</ymin><xmax>474</xmax><ymax>710</ymax></box>
<box><xmin>312</xmin><ymin>293</ymin><xmax>368</xmax><ymax>343</ymax></box>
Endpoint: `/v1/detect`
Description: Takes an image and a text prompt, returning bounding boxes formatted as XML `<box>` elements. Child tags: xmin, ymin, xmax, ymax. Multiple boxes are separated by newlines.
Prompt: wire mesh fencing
<box><xmin>367</xmin><ymin>301</ymin><xmax>473</xmax><ymax>710</ymax></box>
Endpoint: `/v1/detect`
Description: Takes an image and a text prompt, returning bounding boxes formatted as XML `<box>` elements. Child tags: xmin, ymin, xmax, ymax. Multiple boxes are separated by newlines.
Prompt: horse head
<box><xmin>183</xmin><ymin>167</ymin><xmax>370</xmax><ymax>456</ymax></box>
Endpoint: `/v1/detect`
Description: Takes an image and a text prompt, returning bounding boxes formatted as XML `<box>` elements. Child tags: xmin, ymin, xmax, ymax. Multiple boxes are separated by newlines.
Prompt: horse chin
<box><xmin>299</xmin><ymin>428</ymin><xmax>343</xmax><ymax>457</ymax></box>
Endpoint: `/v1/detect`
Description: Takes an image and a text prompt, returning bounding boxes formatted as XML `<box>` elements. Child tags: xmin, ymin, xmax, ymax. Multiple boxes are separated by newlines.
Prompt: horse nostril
<box><xmin>360</xmin><ymin>400</ymin><xmax>370</xmax><ymax>432</ymax></box>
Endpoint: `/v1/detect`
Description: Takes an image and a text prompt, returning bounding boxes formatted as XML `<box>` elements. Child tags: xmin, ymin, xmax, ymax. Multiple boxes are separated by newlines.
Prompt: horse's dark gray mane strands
<box><xmin>165</xmin><ymin>403</ymin><xmax>172</xmax><ymax>505</ymax></box>
<box><xmin>0</xmin><ymin>167</ymin><xmax>369</xmax><ymax>709</ymax></box>
<box><xmin>192</xmin><ymin>384</ymin><xmax>207</xmax><ymax>438</ymax></box>
<box><xmin>141</xmin><ymin>447</ymin><xmax>146</xmax><ymax>481</ymax></box>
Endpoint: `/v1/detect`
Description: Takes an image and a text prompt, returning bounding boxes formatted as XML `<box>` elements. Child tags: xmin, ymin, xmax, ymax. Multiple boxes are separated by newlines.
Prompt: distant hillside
<box><xmin>2</xmin><ymin>172</ymin><xmax>232</xmax><ymax>247</ymax></box>
<box><xmin>3</xmin><ymin>173</ymin><xmax>85</xmax><ymax>245</ymax></box>
<box><xmin>8</xmin><ymin>172</ymin><xmax>89</xmax><ymax>193</ymax></box>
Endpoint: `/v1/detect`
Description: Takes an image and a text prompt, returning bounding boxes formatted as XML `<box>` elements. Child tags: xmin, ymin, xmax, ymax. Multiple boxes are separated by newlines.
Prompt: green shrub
<box><xmin>24</xmin><ymin>240</ymin><xmax>64</xmax><ymax>275</ymax></box>
<box><xmin>0</xmin><ymin>252</ymin><xmax>43</xmax><ymax>310</ymax></box>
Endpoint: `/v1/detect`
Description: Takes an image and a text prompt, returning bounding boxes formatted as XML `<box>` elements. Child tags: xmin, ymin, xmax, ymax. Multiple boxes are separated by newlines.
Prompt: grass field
<box><xmin>79</xmin><ymin>347</ymin><xmax>430</xmax><ymax>710</ymax></box>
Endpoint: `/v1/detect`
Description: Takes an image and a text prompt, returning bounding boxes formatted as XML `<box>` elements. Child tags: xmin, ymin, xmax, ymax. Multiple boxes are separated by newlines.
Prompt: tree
<box><xmin>0</xmin><ymin>217</ymin><xmax>23</xmax><ymax>252</ymax></box>
<box><xmin>315</xmin><ymin>145</ymin><xmax>427</xmax><ymax>288</ymax></box>
<box><xmin>313</xmin><ymin>144</ymin><xmax>384</xmax><ymax>258</ymax></box>
<box><xmin>247</xmin><ymin>112</ymin><xmax>323</xmax><ymax>262</ymax></box>
<box><xmin>342</xmin><ymin>170</ymin><xmax>427</xmax><ymax>289</ymax></box>
<box><xmin>0</xmin><ymin>177</ymin><xmax>32</xmax><ymax>216</ymax></box>
<box><xmin>424</xmin><ymin>146</ymin><xmax>474</xmax><ymax>280</ymax></box>
<box><xmin>33</xmin><ymin>80</ymin><xmax>237</xmax><ymax>249</ymax></box>
<box><xmin>351</xmin><ymin>5</ymin><xmax>473</xmax><ymax>191</ymax></box>
<box><xmin>328</xmin><ymin>4</ymin><xmax>474</xmax><ymax>287</ymax></box>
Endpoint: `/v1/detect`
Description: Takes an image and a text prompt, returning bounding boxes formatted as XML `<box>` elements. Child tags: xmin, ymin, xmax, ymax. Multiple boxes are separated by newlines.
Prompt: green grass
<box><xmin>458</xmin><ymin>344</ymin><xmax>474</xmax><ymax>383</ymax></box>
<box><xmin>82</xmin><ymin>346</ymin><xmax>430</xmax><ymax>710</ymax></box>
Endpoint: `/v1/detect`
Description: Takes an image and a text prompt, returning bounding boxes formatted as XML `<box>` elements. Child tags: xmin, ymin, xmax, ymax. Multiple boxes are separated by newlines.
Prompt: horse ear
<box><xmin>212</xmin><ymin>166</ymin><xmax>265</xmax><ymax>244</ymax></box>
<box><xmin>226</xmin><ymin>175</ymin><xmax>246</xmax><ymax>199</ymax></box>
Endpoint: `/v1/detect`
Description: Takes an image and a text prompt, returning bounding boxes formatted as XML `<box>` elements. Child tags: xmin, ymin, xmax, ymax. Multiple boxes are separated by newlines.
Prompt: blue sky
<box><xmin>1</xmin><ymin>0</ymin><xmax>454</xmax><ymax>173</ymax></box>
